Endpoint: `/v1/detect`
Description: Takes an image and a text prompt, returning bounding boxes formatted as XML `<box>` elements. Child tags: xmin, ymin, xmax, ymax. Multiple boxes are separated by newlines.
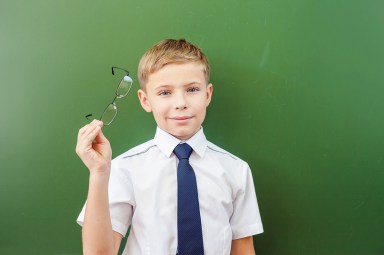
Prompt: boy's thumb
<box><xmin>95</xmin><ymin>126</ymin><xmax>108</xmax><ymax>144</ymax></box>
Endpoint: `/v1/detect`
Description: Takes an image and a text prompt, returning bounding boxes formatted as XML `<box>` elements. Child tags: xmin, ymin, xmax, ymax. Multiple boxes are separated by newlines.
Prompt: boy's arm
<box><xmin>76</xmin><ymin>120</ymin><xmax>121</xmax><ymax>255</ymax></box>
<box><xmin>231</xmin><ymin>236</ymin><xmax>256</xmax><ymax>255</ymax></box>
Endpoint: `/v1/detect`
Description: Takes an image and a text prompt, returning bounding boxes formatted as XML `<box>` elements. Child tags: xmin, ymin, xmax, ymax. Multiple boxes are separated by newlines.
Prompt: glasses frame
<box><xmin>85</xmin><ymin>66</ymin><xmax>133</xmax><ymax>126</ymax></box>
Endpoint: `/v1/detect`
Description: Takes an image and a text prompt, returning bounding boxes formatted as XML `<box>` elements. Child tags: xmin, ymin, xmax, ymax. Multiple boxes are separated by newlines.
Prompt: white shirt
<box><xmin>77</xmin><ymin>127</ymin><xmax>263</xmax><ymax>255</ymax></box>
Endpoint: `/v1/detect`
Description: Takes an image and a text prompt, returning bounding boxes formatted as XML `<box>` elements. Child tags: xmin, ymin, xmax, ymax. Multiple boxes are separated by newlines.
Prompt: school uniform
<box><xmin>77</xmin><ymin>127</ymin><xmax>263</xmax><ymax>254</ymax></box>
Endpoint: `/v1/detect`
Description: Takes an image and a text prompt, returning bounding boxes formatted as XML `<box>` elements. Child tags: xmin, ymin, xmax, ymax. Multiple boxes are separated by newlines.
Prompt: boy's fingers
<box><xmin>87</xmin><ymin>121</ymin><xmax>103</xmax><ymax>141</ymax></box>
<box><xmin>78</xmin><ymin>124</ymin><xmax>93</xmax><ymax>141</ymax></box>
<box><xmin>77</xmin><ymin>125</ymin><xmax>100</xmax><ymax>150</ymax></box>
<box><xmin>94</xmin><ymin>126</ymin><xmax>103</xmax><ymax>140</ymax></box>
<box><xmin>76</xmin><ymin>120</ymin><xmax>105</xmax><ymax>157</ymax></box>
<box><xmin>94</xmin><ymin>126</ymin><xmax>109</xmax><ymax>144</ymax></box>
<box><xmin>78</xmin><ymin>120</ymin><xmax>96</xmax><ymax>138</ymax></box>
<box><xmin>78</xmin><ymin>125</ymin><xmax>89</xmax><ymax>138</ymax></box>
<box><xmin>89</xmin><ymin>125</ymin><xmax>101</xmax><ymax>139</ymax></box>
<box><xmin>84</xmin><ymin>126</ymin><xmax>101</xmax><ymax>146</ymax></box>
<box><xmin>78</xmin><ymin>120</ymin><xmax>102</xmax><ymax>140</ymax></box>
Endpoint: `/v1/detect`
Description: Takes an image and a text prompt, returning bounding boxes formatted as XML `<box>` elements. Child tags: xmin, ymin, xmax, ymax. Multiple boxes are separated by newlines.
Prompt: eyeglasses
<box><xmin>86</xmin><ymin>66</ymin><xmax>133</xmax><ymax>126</ymax></box>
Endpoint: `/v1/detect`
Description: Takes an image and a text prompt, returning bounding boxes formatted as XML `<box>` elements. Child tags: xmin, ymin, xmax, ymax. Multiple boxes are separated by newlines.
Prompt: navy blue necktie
<box><xmin>174</xmin><ymin>143</ymin><xmax>204</xmax><ymax>255</ymax></box>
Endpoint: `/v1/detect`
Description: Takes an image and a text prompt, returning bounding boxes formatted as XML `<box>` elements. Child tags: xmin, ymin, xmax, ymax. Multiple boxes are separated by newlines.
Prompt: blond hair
<box><xmin>138</xmin><ymin>39</ymin><xmax>210</xmax><ymax>88</ymax></box>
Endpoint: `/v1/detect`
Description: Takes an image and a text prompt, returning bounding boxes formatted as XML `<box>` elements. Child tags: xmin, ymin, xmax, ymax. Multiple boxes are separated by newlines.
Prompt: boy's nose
<box><xmin>175</xmin><ymin>94</ymin><xmax>188</xmax><ymax>110</ymax></box>
<box><xmin>176</xmin><ymin>104</ymin><xmax>187</xmax><ymax>110</ymax></box>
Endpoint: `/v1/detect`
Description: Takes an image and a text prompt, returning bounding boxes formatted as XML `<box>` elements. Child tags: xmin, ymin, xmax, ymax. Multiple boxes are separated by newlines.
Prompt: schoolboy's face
<box><xmin>138</xmin><ymin>62</ymin><xmax>213</xmax><ymax>140</ymax></box>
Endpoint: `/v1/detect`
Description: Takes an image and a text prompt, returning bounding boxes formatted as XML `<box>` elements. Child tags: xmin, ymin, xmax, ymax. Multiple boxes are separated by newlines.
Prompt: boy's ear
<box><xmin>205</xmin><ymin>83</ymin><xmax>213</xmax><ymax>107</ymax></box>
<box><xmin>138</xmin><ymin>89</ymin><xmax>152</xmax><ymax>112</ymax></box>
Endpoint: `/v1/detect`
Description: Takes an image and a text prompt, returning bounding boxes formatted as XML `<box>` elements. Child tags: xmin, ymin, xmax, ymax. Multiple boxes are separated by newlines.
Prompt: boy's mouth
<box><xmin>169</xmin><ymin>116</ymin><xmax>193</xmax><ymax>123</ymax></box>
<box><xmin>170</xmin><ymin>115</ymin><xmax>192</xmax><ymax>120</ymax></box>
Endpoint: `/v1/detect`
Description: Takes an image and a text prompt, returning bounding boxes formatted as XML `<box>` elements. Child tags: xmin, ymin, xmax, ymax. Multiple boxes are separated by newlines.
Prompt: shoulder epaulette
<box><xmin>206</xmin><ymin>142</ymin><xmax>238</xmax><ymax>160</ymax></box>
<box><xmin>121</xmin><ymin>141</ymin><xmax>157</xmax><ymax>159</ymax></box>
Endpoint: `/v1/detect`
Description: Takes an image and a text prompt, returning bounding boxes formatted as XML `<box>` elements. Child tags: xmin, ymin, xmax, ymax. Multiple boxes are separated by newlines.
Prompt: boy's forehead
<box><xmin>147</xmin><ymin>62</ymin><xmax>207</xmax><ymax>86</ymax></box>
<box><xmin>155</xmin><ymin>62</ymin><xmax>205</xmax><ymax>74</ymax></box>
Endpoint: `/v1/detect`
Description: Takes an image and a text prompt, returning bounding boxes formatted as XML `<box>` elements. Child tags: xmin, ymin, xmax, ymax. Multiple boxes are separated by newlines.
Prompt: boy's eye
<box><xmin>187</xmin><ymin>87</ymin><xmax>200</xmax><ymax>93</ymax></box>
<box><xmin>158</xmin><ymin>90</ymin><xmax>171</xmax><ymax>96</ymax></box>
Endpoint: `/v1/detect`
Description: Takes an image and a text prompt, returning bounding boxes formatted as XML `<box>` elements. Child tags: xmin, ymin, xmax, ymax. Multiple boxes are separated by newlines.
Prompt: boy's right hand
<box><xmin>76</xmin><ymin>120</ymin><xmax>112</xmax><ymax>175</ymax></box>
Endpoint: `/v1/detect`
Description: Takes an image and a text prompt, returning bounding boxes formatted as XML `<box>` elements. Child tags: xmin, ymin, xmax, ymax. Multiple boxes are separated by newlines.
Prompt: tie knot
<box><xmin>174</xmin><ymin>143</ymin><xmax>193</xmax><ymax>160</ymax></box>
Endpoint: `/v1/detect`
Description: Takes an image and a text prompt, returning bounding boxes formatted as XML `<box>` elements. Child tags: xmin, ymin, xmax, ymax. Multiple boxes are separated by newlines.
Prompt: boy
<box><xmin>76</xmin><ymin>39</ymin><xmax>263</xmax><ymax>255</ymax></box>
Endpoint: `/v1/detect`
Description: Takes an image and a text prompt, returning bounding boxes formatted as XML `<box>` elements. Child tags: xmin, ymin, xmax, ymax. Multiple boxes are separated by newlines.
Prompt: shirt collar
<box><xmin>153</xmin><ymin>127</ymin><xmax>207</xmax><ymax>158</ymax></box>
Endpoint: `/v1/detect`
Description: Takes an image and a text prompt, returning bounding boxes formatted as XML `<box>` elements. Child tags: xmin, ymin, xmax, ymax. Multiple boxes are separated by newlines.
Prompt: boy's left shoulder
<box><xmin>206</xmin><ymin>141</ymin><xmax>246</xmax><ymax>163</ymax></box>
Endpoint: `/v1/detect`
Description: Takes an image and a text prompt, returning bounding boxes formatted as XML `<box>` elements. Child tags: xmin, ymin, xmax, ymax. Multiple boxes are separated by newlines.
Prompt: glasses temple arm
<box><xmin>112</xmin><ymin>66</ymin><xmax>130</xmax><ymax>76</ymax></box>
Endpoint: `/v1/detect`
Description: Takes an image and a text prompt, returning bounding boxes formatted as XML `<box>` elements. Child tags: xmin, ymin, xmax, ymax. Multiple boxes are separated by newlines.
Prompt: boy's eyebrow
<box><xmin>184</xmin><ymin>81</ymin><xmax>204</xmax><ymax>87</ymax></box>
<box><xmin>153</xmin><ymin>84</ymin><xmax>172</xmax><ymax>90</ymax></box>
<box><xmin>154</xmin><ymin>82</ymin><xmax>203</xmax><ymax>90</ymax></box>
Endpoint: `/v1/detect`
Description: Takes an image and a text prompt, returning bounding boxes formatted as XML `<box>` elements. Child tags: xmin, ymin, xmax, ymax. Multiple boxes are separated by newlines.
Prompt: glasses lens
<box><xmin>116</xmin><ymin>75</ymin><xmax>133</xmax><ymax>98</ymax></box>
<box><xmin>100</xmin><ymin>103</ymin><xmax>117</xmax><ymax>126</ymax></box>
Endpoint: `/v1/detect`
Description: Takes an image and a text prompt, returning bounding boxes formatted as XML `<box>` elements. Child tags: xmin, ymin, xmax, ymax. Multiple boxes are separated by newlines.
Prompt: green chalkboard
<box><xmin>1</xmin><ymin>0</ymin><xmax>383</xmax><ymax>254</ymax></box>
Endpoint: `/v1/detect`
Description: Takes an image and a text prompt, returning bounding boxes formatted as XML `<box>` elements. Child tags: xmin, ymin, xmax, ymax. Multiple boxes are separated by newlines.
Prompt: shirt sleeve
<box><xmin>76</xmin><ymin>158</ymin><xmax>134</xmax><ymax>237</ymax></box>
<box><xmin>230</xmin><ymin>162</ymin><xmax>264</xmax><ymax>239</ymax></box>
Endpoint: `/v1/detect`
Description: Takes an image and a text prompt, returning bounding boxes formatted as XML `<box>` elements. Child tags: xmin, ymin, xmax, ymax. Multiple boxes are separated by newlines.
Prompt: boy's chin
<box><xmin>170</xmin><ymin>129</ymin><xmax>201</xmax><ymax>141</ymax></box>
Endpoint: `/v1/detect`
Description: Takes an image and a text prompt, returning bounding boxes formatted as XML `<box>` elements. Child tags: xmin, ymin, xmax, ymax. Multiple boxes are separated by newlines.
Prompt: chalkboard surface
<box><xmin>1</xmin><ymin>0</ymin><xmax>383</xmax><ymax>254</ymax></box>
